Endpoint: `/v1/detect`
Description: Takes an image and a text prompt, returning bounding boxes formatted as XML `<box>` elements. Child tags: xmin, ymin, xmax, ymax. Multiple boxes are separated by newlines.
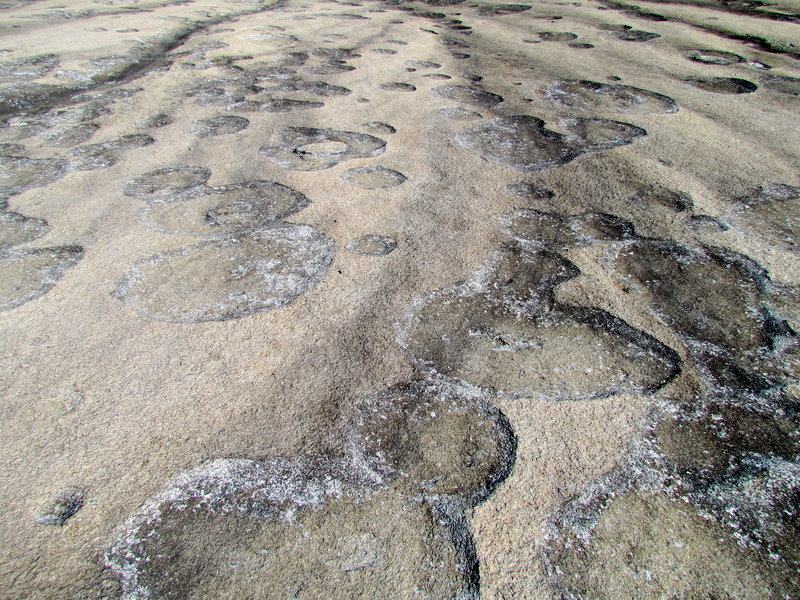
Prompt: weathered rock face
<box><xmin>0</xmin><ymin>0</ymin><xmax>798</xmax><ymax>597</ymax></box>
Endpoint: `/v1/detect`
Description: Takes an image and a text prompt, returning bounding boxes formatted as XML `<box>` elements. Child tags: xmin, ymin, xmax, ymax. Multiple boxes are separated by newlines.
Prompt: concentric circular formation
<box><xmin>0</xmin><ymin>245</ymin><xmax>84</xmax><ymax>311</ymax></box>
<box><xmin>259</xmin><ymin>127</ymin><xmax>386</xmax><ymax>171</ymax></box>
<box><xmin>350</xmin><ymin>383</ymin><xmax>516</xmax><ymax>504</ymax></box>
<box><xmin>401</xmin><ymin>246</ymin><xmax>679</xmax><ymax>400</ymax></box>
<box><xmin>123</xmin><ymin>166</ymin><xmax>212</xmax><ymax>201</ymax></box>
<box><xmin>346</xmin><ymin>234</ymin><xmax>397</xmax><ymax>256</ymax></box>
<box><xmin>342</xmin><ymin>166</ymin><xmax>407</xmax><ymax>189</ymax></box>
<box><xmin>139</xmin><ymin>181</ymin><xmax>310</xmax><ymax>237</ymax></box>
<box><xmin>106</xmin><ymin>457</ymin><xmax>474</xmax><ymax>600</ymax></box>
<box><xmin>686</xmin><ymin>49</ymin><xmax>745</xmax><ymax>65</ymax></box>
<box><xmin>114</xmin><ymin>223</ymin><xmax>333</xmax><ymax>323</ymax></box>
<box><xmin>547</xmin><ymin>80</ymin><xmax>678</xmax><ymax>114</ymax></box>
<box><xmin>455</xmin><ymin>115</ymin><xmax>646</xmax><ymax>171</ymax></box>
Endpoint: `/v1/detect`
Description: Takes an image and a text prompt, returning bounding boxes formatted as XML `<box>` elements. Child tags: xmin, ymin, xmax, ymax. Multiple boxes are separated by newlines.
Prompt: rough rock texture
<box><xmin>0</xmin><ymin>0</ymin><xmax>798</xmax><ymax>598</ymax></box>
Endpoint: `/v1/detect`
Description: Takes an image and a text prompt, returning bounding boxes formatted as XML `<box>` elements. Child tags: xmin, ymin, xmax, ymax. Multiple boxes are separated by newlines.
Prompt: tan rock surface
<box><xmin>0</xmin><ymin>0</ymin><xmax>798</xmax><ymax>597</ymax></box>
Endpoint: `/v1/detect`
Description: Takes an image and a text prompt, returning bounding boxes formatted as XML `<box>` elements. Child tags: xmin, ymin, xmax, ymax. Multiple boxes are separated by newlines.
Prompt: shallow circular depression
<box><xmin>114</xmin><ymin>223</ymin><xmax>334</xmax><ymax>323</ymax></box>
<box><xmin>139</xmin><ymin>181</ymin><xmax>310</xmax><ymax>237</ymax></box>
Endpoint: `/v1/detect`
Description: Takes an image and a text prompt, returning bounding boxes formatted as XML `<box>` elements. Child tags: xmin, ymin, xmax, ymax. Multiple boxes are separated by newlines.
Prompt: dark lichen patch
<box><xmin>435</xmin><ymin>107</ymin><xmax>483</xmax><ymax>120</ymax></box>
<box><xmin>569</xmin><ymin>42</ymin><xmax>594</xmax><ymax>49</ymax></box>
<box><xmin>106</xmin><ymin>457</ymin><xmax>475</xmax><ymax>600</ymax></box>
<box><xmin>634</xmin><ymin>187</ymin><xmax>693</xmax><ymax>213</ymax></box>
<box><xmin>686</xmin><ymin>77</ymin><xmax>758</xmax><ymax>94</ymax></box>
<box><xmin>361</xmin><ymin>122</ymin><xmax>396</xmax><ymax>134</ymax></box>
<box><xmin>312</xmin><ymin>47</ymin><xmax>361</xmax><ymax>60</ymax></box>
<box><xmin>342</xmin><ymin>167</ymin><xmax>406</xmax><ymax>189</ymax></box>
<box><xmin>0</xmin><ymin>155</ymin><xmax>68</xmax><ymax>196</ymax></box>
<box><xmin>537</xmin><ymin>31</ymin><xmax>578</xmax><ymax>41</ymax></box>
<box><xmin>686</xmin><ymin>49</ymin><xmax>745</xmax><ymax>65</ymax></box>
<box><xmin>268</xmin><ymin>79</ymin><xmax>351</xmax><ymax>97</ymax></box>
<box><xmin>379</xmin><ymin>82</ymin><xmax>417</xmax><ymax>91</ymax></box>
<box><xmin>614</xmin><ymin>240</ymin><xmax>773</xmax><ymax>353</ymax></box>
<box><xmin>760</xmin><ymin>75</ymin><xmax>800</xmax><ymax>96</ymax></box>
<box><xmin>259</xmin><ymin>127</ymin><xmax>386</xmax><ymax>171</ymax></box>
<box><xmin>404</xmin><ymin>60</ymin><xmax>441</xmax><ymax>69</ymax></box>
<box><xmin>35</xmin><ymin>487</ymin><xmax>86</xmax><ymax>527</ymax></box>
<box><xmin>69</xmin><ymin>134</ymin><xmax>154</xmax><ymax>170</ymax></box>
<box><xmin>189</xmin><ymin>115</ymin><xmax>249</xmax><ymax>137</ymax></box>
<box><xmin>401</xmin><ymin>245</ymin><xmax>679</xmax><ymax>400</ymax></box>
<box><xmin>647</xmin><ymin>397</ymin><xmax>800</xmax><ymax>484</ymax></box>
<box><xmin>0</xmin><ymin>210</ymin><xmax>49</xmax><ymax>247</ymax></box>
<box><xmin>371</xmin><ymin>48</ymin><xmax>397</xmax><ymax>55</ymax></box>
<box><xmin>350</xmin><ymin>381</ymin><xmax>515</xmax><ymax>503</ymax></box>
<box><xmin>505</xmin><ymin>182</ymin><xmax>555</xmax><ymax>200</ymax></box>
<box><xmin>454</xmin><ymin>115</ymin><xmax>646</xmax><ymax>171</ymax></box>
<box><xmin>431</xmin><ymin>85</ymin><xmax>503</xmax><ymax>107</ymax></box>
<box><xmin>547</xmin><ymin>80</ymin><xmax>678</xmax><ymax>114</ymax></box>
<box><xmin>477</xmin><ymin>3</ymin><xmax>531</xmax><ymax>15</ymax></box>
<box><xmin>0</xmin><ymin>245</ymin><xmax>83</xmax><ymax>311</ymax></box>
<box><xmin>684</xmin><ymin>214</ymin><xmax>730</xmax><ymax>233</ymax></box>
<box><xmin>114</xmin><ymin>224</ymin><xmax>333</xmax><ymax>323</ymax></box>
<box><xmin>0</xmin><ymin>82</ymin><xmax>72</xmax><ymax>118</ymax></box>
<box><xmin>346</xmin><ymin>234</ymin><xmax>398</xmax><ymax>256</ymax></box>
<box><xmin>0</xmin><ymin>54</ymin><xmax>59</xmax><ymax>80</ymax></box>
<box><xmin>307</xmin><ymin>62</ymin><xmax>356</xmax><ymax>75</ymax></box>
<box><xmin>422</xmin><ymin>73</ymin><xmax>452</xmax><ymax>80</ymax></box>
<box><xmin>139</xmin><ymin>182</ymin><xmax>310</xmax><ymax>237</ymax></box>
<box><xmin>501</xmin><ymin>210</ymin><xmax>636</xmax><ymax>250</ymax></box>
<box><xmin>614</xmin><ymin>29</ymin><xmax>660</xmax><ymax>41</ymax></box>
<box><xmin>726</xmin><ymin>183</ymin><xmax>800</xmax><ymax>253</ymax></box>
<box><xmin>124</xmin><ymin>167</ymin><xmax>211</xmax><ymax>201</ymax></box>
<box><xmin>41</xmin><ymin>122</ymin><xmax>99</xmax><ymax>148</ymax></box>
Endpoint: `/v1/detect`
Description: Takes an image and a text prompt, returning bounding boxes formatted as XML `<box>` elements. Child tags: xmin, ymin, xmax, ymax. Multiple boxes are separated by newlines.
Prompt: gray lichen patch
<box><xmin>35</xmin><ymin>487</ymin><xmax>86</xmax><ymax>527</ymax></box>
<box><xmin>259</xmin><ymin>127</ymin><xmax>386</xmax><ymax>171</ymax></box>
<box><xmin>342</xmin><ymin>167</ymin><xmax>406</xmax><ymax>189</ymax></box>
<box><xmin>114</xmin><ymin>224</ymin><xmax>333</xmax><ymax>323</ymax></box>
<box><xmin>41</xmin><ymin>122</ymin><xmax>100</xmax><ymax>148</ymax></box>
<box><xmin>0</xmin><ymin>210</ymin><xmax>50</xmax><ymax>247</ymax></box>
<box><xmin>69</xmin><ymin>134</ymin><xmax>154</xmax><ymax>170</ymax></box>
<box><xmin>189</xmin><ymin>115</ymin><xmax>249</xmax><ymax>137</ymax></box>
<box><xmin>106</xmin><ymin>457</ymin><xmax>475</xmax><ymax>600</ymax></box>
<box><xmin>543</xmin><ymin>393</ymin><xmax>800</xmax><ymax>599</ymax></box>
<box><xmin>349</xmin><ymin>381</ymin><xmax>516</xmax><ymax>504</ymax></box>
<box><xmin>400</xmin><ymin>245</ymin><xmax>679</xmax><ymax>400</ymax></box>
<box><xmin>431</xmin><ymin>85</ymin><xmax>503</xmax><ymax>108</ymax></box>
<box><xmin>544</xmin><ymin>486</ymin><xmax>797</xmax><ymax>600</ymax></box>
<box><xmin>455</xmin><ymin>115</ymin><xmax>646</xmax><ymax>171</ymax></box>
<box><xmin>123</xmin><ymin>167</ymin><xmax>212</xmax><ymax>201</ymax></box>
<box><xmin>139</xmin><ymin>181</ymin><xmax>310</xmax><ymax>237</ymax></box>
<box><xmin>547</xmin><ymin>80</ymin><xmax>678</xmax><ymax>114</ymax></box>
<box><xmin>346</xmin><ymin>234</ymin><xmax>398</xmax><ymax>256</ymax></box>
<box><xmin>0</xmin><ymin>155</ymin><xmax>68</xmax><ymax>197</ymax></box>
<box><xmin>0</xmin><ymin>245</ymin><xmax>83</xmax><ymax>311</ymax></box>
